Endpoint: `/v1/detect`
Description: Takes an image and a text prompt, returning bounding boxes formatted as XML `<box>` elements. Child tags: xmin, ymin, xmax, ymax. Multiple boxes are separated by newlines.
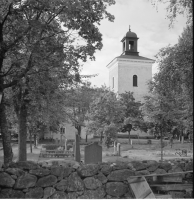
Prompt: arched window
<box><xmin>133</xmin><ymin>75</ymin><xmax>138</xmax><ymax>87</ymax></box>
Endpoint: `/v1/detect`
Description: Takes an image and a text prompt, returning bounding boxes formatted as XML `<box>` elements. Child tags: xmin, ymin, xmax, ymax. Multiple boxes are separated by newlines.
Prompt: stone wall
<box><xmin>0</xmin><ymin>159</ymin><xmax>193</xmax><ymax>199</ymax></box>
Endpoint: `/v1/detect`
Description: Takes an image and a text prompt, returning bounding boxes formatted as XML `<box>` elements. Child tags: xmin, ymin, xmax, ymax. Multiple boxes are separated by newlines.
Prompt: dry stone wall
<box><xmin>0</xmin><ymin>159</ymin><xmax>193</xmax><ymax>199</ymax></box>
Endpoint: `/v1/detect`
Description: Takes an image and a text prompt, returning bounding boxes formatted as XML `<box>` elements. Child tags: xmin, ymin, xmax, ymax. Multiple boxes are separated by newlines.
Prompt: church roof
<box><xmin>106</xmin><ymin>54</ymin><xmax>155</xmax><ymax>68</ymax></box>
<box><xmin>117</xmin><ymin>54</ymin><xmax>155</xmax><ymax>61</ymax></box>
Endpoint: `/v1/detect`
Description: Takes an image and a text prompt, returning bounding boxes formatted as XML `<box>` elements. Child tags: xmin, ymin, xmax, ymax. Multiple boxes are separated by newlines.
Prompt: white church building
<box><xmin>107</xmin><ymin>26</ymin><xmax>155</xmax><ymax>102</ymax></box>
<box><xmin>44</xmin><ymin>27</ymin><xmax>155</xmax><ymax>141</ymax></box>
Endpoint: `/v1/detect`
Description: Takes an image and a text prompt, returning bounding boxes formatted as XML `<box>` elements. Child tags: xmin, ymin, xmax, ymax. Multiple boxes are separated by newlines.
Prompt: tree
<box><xmin>149</xmin><ymin>0</ymin><xmax>193</xmax><ymax>27</ymax></box>
<box><xmin>119</xmin><ymin>91</ymin><xmax>144</xmax><ymax>144</ymax></box>
<box><xmin>0</xmin><ymin>0</ymin><xmax>115</xmax><ymax>165</ymax></box>
<box><xmin>87</xmin><ymin>90</ymin><xmax>125</xmax><ymax>145</ymax></box>
<box><xmin>147</xmin><ymin>24</ymin><xmax>193</xmax><ymax>140</ymax></box>
<box><xmin>64</xmin><ymin>81</ymin><xmax>97</xmax><ymax>137</ymax></box>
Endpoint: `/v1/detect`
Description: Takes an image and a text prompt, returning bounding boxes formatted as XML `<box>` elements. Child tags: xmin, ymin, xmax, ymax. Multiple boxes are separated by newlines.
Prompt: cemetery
<box><xmin>0</xmin><ymin>0</ymin><xmax>193</xmax><ymax>199</ymax></box>
<box><xmin>0</xmin><ymin>136</ymin><xmax>193</xmax><ymax>198</ymax></box>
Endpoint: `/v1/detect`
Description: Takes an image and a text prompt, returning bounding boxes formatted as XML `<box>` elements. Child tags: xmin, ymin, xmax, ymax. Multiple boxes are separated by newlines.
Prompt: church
<box><xmin>106</xmin><ymin>26</ymin><xmax>155</xmax><ymax>102</ymax></box>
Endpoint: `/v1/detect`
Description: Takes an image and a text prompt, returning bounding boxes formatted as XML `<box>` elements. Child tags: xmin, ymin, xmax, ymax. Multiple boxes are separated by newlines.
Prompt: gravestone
<box><xmin>65</xmin><ymin>139</ymin><xmax>67</xmax><ymax>151</ymax></box>
<box><xmin>84</xmin><ymin>142</ymin><xmax>102</xmax><ymax>164</ymax></box>
<box><xmin>114</xmin><ymin>140</ymin><xmax>118</xmax><ymax>154</ymax></box>
<box><xmin>117</xmin><ymin>143</ymin><xmax>121</xmax><ymax>156</ymax></box>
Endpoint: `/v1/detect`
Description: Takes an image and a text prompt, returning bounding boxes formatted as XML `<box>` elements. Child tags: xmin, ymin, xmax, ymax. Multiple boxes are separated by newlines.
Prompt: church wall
<box><xmin>118</xmin><ymin>60</ymin><xmax>152</xmax><ymax>102</ymax></box>
<box><xmin>44</xmin><ymin>123</ymin><xmax>93</xmax><ymax>141</ymax></box>
<box><xmin>108</xmin><ymin>61</ymin><xmax>118</xmax><ymax>92</ymax></box>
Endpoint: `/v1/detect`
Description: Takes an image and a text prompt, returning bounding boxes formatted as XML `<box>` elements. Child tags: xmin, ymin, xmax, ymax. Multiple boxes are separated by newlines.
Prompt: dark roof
<box><xmin>117</xmin><ymin>55</ymin><xmax>155</xmax><ymax>61</ymax></box>
<box><xmin>106</xmin><ymin>54</ymin><xmax>155</xmax><ymax>67</ymax></box>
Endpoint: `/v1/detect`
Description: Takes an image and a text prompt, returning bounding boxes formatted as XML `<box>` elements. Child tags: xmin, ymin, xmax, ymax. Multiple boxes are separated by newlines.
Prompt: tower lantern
<box><xmin>121</xmin><ymin>26</ymin><xmax>139</xmax><ymax>56</ymax></box>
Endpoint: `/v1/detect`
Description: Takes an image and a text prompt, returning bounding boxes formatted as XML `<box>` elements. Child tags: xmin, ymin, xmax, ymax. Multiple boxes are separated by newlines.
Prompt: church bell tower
<box><xmin>106</xmin><ymin>26</ymin><xmax>155</xmax><ymax>102</ymax></box>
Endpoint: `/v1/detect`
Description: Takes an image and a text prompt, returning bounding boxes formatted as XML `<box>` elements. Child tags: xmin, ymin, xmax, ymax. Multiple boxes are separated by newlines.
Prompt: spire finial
<box><xmin>129</xmin><ymin>25</ymin><xmax>131</xmax><ymax>31</ymax></box>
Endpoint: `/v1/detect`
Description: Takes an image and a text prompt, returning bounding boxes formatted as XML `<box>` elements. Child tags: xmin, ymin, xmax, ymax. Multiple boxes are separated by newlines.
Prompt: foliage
<box><xmin>86</xmin><ymin>90</ymin><xmax>125</xmax><ymax>139</ymax></box>
<box><xmin>142</xmin><ymin>24</ymin><xmax>193</xmax><ymax>138</ymax></box>
<box><xmin>0</xmin><ymin>0</ymin><xmax>115</xmax><ymax>164</ymax></box>
<box><xmin>103</xmin><ymin>123</ymin><xmax>117</xmax><ymax>148</ymax></box>
<box><xmin>119</xmin><ymin>92</ymin><xmax>145</xmax><ymax>141</ymax></box>
<box><xmin>63</xmin><ymin>81</ymin><xmax>97</xmax><ymax>135</ymax></box>
<box><xmin>150</xmin><ymin>0</ymin><xmax>193</xmax><ymax>27</ymax></box>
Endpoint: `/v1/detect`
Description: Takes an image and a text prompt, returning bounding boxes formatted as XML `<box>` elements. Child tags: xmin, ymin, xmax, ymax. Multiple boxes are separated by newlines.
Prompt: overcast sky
<box><xmin>80</xmin><ymin>0</ymin><xmax>187</xmax><ymax>87</ymax></box>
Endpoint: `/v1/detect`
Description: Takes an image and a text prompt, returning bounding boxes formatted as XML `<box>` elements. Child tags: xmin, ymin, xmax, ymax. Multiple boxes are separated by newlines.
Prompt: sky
<box><xmin>80</xmin><ymin>0</ymin><xmax>187</xmax><ymax>87</ymax></box>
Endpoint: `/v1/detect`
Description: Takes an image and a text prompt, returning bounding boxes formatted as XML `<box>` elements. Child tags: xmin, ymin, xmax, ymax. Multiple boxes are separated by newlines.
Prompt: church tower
<box><xmin>107</xmin><ymin>26</ymin><xmax>155</xmax><ymax>102</ymax></box>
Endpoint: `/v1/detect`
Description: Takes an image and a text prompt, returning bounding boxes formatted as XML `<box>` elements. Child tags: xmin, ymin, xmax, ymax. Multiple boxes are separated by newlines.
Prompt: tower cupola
<box><xmin>121</xmin><ymin>26</ymin><xmax>139</xmax><ymax>56</ymax></box>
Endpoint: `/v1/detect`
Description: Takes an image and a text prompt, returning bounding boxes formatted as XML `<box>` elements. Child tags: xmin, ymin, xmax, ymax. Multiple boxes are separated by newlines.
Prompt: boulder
<box><xmin>10</xmin><ymin>190</ymin><xmax>25</xmax><ymax>199</ymax></box>
<box><xmin>111</xmin><ymin>162</ymin><xmax>129</xmax><ymax>170</ymax></box>
<box><xmin>83</xmin><ymin>177</ymin><xmax>102</xmax><ymax>190</ymax></box>
<box><xmin>145</xmin><ymin>160</ymin><xmax>159</xmax><ymax>172</ymax></box>
<box><xmin>14</xmin><ymin>173</ymin><xmax>37</xmax><ymax>189</ymax></box>
<box><xmin>36</xmin><ymin>175</ymin><xmax>57</xmax><ymax>187</ymax></box>
<box><xmin>131</xmin><ymin>161</ymin><xmax>147</xmax><ymax>171</ymax></box>
<box><xmin>77</xmin><ymin>164</ymin><xmax>99</xmax><ymax>177</ymax></box>
<box><xmin>9</xmin><ymin>161</ymin><xmax>39</xmax><ymax>170</ymax></box>
<box><xmin>185</xmin><ymin>162</ymin><xmax>193</xmax><ymax>171</ymax></box>
<box><xmin>25</xmin><ymin>187</ymin><xmax>43</xmax><ymax>199</ymax></box>
<box><xmin>55</xmin><ymin>179</ymin><xmax>68</xmax><ymax>191</ymax></box>
<box><xmin>29</xmin><ymin>168</ymin><xmax>50</xmax><ymax>177</ymax></box>
<box><xmin>80</xmin><ymin>188</ymin><xmax>106</xmax><ymax>199</ymax></box>
<box><xmin>107</xmin><ymin>169</ymin><xmax>135</xmax><ymax>181</ymax></box>
<box><xmin>67</xmin><ymin>192</ymin><xmax>78</xmax><ymax>199</ymax></box>
<box><xmin>50</xmin><ymin>166</ymin><xmax>64</xmax><ymax>177</ymax></box>
<box><xmin>100</xmin><ymin>164</ymin><xmax>112</xmax><ymax>175</ymax></box>
<box><xmin>95</xmin><ymin>172</ymin><xmax>108</xmax><ymax>184</ymax></box>
<box><xmin>153</xmin><ymin>168</ymin><xmax>167</xmax><ymax>175</ymax></box>
<box><xmin>106</xmin><ymin>182</ymin><xmax>127</xmax><ymax>197</ymax></box>
<box><xmin>135</xmin><ymin>170</ymin><xmax>150</xmax><ymax>176</ymax></box>
<box><xmin>43</xmin><ymin>187</ymin><xmax>56</xmax><ymax>199</ymax></box>
<box><xmin>11</xmin><ymin>175</ymin><xmax>17</xmax><ymax>179</ymax></box>
<box><xmin>0</xmin><ymin>189</ymin><xmax>12</xmax><ymax>198</ymax></box>
<box><xmin>0</xmin><ymin>172</ymin><xmax>15</xmax><ymax>187</ymax></box>
<box><xmin>67</xmin><ymin>172</ymin><xmax>84</xmax><ymax>192</ymax></box>
<box><xmin>168</xmin><ymin>166</ymin><xmax>185</xmax><ymax>177</ymax></box>
<box><xmin>63</xmin><ymin>167</ymin><xmax>72</xmax><ymax>177</ymax></box>
<box><xmin>5</xmin><ymin>168</ymin><xmax>25</xmax><ymax>177</ymax></box>
<box><xmin>158</xmin><ymin>162</ymin><xmax>172</xmax><ymax>171</ymax></box>
<box><xmin>50</xmin><ymin>191</ymin><xmax>68</xmax><ymax>199</ymax></box>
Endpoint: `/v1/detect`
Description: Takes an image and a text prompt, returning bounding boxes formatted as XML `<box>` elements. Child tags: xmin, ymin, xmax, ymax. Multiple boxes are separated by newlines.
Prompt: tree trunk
<box><xmin>34</xmin><ymin>134</ymin><xmax>37</xmax><ymax>148</ymax></box>
<box><xmin>160</xmin><ymin>128</ymin><xmax>163</xmax><ymax>162</ymax></box>
<box><xmin>29</xmin><ymin>130</ymin><xmax>32</xmax><ymax>153</ymax></box>
<box><xmin>100</xmin><ymin>132</ymin><xmax>103</xmax><ymax>143</ymax></box>
<box><xmin>85</xmin><ymin>134</ymin><xmax>87</xmax><ymax>143</ymax></box>
<box><xmin>18</xmin><ymin>103</ymin><xmax>27</xmax><ymax>161</ymax></box>
<box><xmin>128</xmin><ymin>131</ymin><xmax>131</xmax><ymax>144</ymax></box>
<box><xmin>77</xmin><ymin>125</ymin><xmax>81</xmax><ymax>137</ymax></box>
<box><xmin>75</xmin><ymin>133</ymin><xmax>80</xmax><ymax>162</ymax></box>
<box><xmin>0</xmin><ymin>95</ymin><xmax>13</xmax><ymax>166</ymax></box>
<box><xmin>74</xmin><ymin>125</ymin><xmax>82</xmax><ymax>162</ymax></box>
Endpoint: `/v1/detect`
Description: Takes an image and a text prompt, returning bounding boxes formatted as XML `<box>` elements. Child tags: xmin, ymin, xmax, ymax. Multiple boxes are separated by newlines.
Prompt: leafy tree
<box><xmin>0</xmin><ymin>0</ymin><xmax>115</xmax><ymax>165</ymax></box>
<box><xmin>87</xmin><ymin>90</ymin><xmax>125</xmax><ymax>145</ymax></box>
<box><xmin>146</xmin><ymin>24</ymin><xmax>193</xmax><ymax>141</ymax></box>
<box><xmin>64</xmin><ymin>81</ymin><xmax>97</xmax><ymax>137</ymax></box>
<box><xmin>119</xmin><ymin>91</ymin><xmax>144</xmax><ymax>144</ymax></box>
<box><xmin>150</xmin><ymin>0</ymin><xmax>193</xmax><ymax>27</ymax></box>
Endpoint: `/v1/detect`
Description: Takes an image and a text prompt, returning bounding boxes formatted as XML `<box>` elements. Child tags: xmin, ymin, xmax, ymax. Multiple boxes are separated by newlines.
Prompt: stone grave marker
<box><xmin>84</xmin><ymin>142</ymin><xmax>102</xmax><ymax>164</ymax></box>
<box><xmin>117</xmin><ymin>143</ymin><xmax>121</xmax><ymax>156</ymax></box>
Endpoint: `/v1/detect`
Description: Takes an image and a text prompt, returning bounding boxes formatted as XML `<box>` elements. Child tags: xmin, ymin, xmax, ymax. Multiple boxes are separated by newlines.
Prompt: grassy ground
<box><xmin>0</xmin><ymin>139</ymin><xmax>193</xmax><ymax>165</ymax></box>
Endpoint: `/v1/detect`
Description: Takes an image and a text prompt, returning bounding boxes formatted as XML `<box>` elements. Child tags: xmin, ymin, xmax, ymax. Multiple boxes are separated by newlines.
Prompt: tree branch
<box><xmin>1</xmin><ymin>3</ymin><xmax>12</xmax><ymax>28</ymax></box>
